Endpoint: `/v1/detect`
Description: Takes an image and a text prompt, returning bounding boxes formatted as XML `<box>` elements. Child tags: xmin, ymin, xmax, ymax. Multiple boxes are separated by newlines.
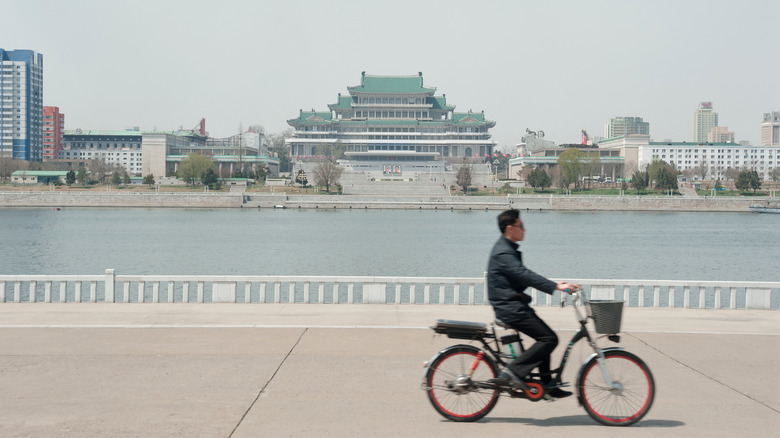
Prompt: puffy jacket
<box><xmin>487</xmin><ymin>236</ymin><xmax>557</xmax><ymax>323</ymax></box>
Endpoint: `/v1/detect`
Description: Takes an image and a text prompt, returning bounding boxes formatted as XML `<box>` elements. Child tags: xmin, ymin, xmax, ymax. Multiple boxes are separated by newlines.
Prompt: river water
<box><xmin>1</xmin><ymin>208</ymin><xmax>778</xmax><ymax>281</ymax></box>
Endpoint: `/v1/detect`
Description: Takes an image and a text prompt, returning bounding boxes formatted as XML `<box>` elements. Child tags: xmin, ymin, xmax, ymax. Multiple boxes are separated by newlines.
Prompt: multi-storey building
<box><xmin>60</xmin><ymin>130</ymin><xmax>145</xmax><ymax>175</ymax></box>
<box><xmin>692</xmin><ymin>102</ymin><xmax>718</xmax><ymax>143</ymax></box>
<box><xmin>42</xmin><ymin>106</ymin><xmax>64</xmax><ymax>161</ymax></box>
<box><xmin>59</xmin><ymin>128</ymin><xmax>277</xmax><ymax>178</ymax></box>
<box><xmin>707</xmin><ymin>126</ymin><xmax>735</xmax><ymax>144</ymax></box>
<box><xmin>597</xmin><ymin>135</ymin><xmax>778</xmax><ymax>180</ymax></box>
<box><xmin>286</xmin><ymin>73</ymin><xmax>496</xmax><ymax>175</ymax></box>
<box><xmin>604</xmin><ymin>117</ymin><xmax>649</xmax><ymax>139</ymax></box>
<box><xmin>0</xmin><ymin>49</ymin><xmax>44</xmax><ymax>160</ymax></box>
<box><xmin>761</xmin><ymin>111</ymin><xmax>780</xmax><ymax>146</ymax></box>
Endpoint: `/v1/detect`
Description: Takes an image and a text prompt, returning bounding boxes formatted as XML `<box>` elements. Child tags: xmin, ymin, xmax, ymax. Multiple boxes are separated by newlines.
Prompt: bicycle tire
<box><xmin>424</xmin><ymin>345</ymin><xmax>499</xmax><ymax>422</ymax></box>
<box><xmin>577</xmin><ymin>350</ymin><xmax>655</xmax><ymax>426</ymax></box>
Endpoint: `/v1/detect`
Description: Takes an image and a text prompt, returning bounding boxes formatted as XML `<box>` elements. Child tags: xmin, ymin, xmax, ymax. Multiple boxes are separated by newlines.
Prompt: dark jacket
<box><xmin>487</xmin><ymin>236</ymin><xmax>557</xmax><ymax>323</ymax></box>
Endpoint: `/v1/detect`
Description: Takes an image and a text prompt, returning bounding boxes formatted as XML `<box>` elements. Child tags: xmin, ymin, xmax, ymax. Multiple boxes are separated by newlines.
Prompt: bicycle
<box><xmin>420</xmin><ymin>289</ymin><xmax>655</xmax><ymax>426</ymax></box>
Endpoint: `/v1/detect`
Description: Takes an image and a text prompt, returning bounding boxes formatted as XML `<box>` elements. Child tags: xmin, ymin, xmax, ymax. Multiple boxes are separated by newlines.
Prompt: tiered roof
<box><xmin>347</xmin><ymin>73</ymin><xmax>436</xmax><ymax>95</ymax></box>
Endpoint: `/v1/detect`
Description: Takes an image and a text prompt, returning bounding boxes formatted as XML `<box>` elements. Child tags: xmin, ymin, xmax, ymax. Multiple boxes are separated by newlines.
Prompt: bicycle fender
<box><xmin>575</xmin><ymin>347</ymin><xmax>624</xmax><ymax>405</ymax></box>
<box><xmin>421</xmin><ymin>344</ymin><xmax>487</xmax><ymax>389</ymax></box>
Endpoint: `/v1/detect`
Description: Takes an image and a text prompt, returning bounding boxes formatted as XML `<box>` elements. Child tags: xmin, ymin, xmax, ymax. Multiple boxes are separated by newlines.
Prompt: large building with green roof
<box><xmin>286</xmin><ymin>72</ymin><xmax>496</xmax><ymax>174</ymax></box>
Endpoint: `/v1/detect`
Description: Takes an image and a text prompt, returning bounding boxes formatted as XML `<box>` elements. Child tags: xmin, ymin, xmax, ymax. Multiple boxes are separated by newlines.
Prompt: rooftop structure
<box><xmin>605</xmin><ymin>116</ymin><xmax>649</xmax><ymax>139</ymax></box>
<box><xmin>286</xmin><ymin>72</ymin><xmax>497</xmax><ymax>178</ymax></box>
<box><xmin>761</xmin><ymin>111</ymin><xmax>780</xmax><ymax>146</ymax></box>
<box><xmin>692</xmin><ymin>102</ymin><xmax>718</xmax><ymax>143</ymax></box>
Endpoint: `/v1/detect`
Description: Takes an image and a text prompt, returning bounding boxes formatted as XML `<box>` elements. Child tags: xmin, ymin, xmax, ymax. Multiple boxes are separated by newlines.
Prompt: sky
<box><xmin>3</xmin><ymin>0</ymin><xmax>779</xmax><ymax>149</ymax></box>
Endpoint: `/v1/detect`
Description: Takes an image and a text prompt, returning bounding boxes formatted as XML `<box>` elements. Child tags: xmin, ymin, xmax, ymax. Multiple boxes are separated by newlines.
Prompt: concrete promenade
<box><xmin>0</xmin><ymin>304</ymin><xmax>778</xmax><ymax>437</ymax></box>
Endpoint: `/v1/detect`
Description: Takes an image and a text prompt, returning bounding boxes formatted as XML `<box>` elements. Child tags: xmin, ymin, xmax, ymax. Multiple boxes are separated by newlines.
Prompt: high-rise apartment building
<box><xmin>707</xmin><ymin>126</ymin><xmax>734</xmax><ymax>143</ymax></box>
<box><xmin>42</xmin><ymin>106</ymin><xmax>64</xmax><ymax>161</ymax></box>
<box><xmin>761</xmin><ymin>111</ymin><xmax>780</xmax><ymax>146</ymax></box>
<box><xmin>605</xmin><ymin>116</ymin><xmax>650</xmax><ymax>139</ymax></box>
<box><xmin>692</xmin><ymin>102</ymin><xmax>718</xmax><ymax>143</ymax></box>
<box><xmin>0</xmin><ymin>49</ymin><xmax>43</xmax><ymax>160</ymax></box>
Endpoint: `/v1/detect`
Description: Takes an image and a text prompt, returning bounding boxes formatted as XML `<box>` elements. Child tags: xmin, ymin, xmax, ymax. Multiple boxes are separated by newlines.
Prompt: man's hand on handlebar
<box><xmin>555</xmin><ymin>281</ymin><xmax>581</xmax><ymax>294</ymax></box>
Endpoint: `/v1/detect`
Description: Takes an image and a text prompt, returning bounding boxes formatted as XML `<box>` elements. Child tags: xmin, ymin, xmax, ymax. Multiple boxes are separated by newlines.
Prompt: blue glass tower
<box><xmin>0</xmin><ymin>49</ymin><xmax>44</xmax><ymax>161</ymax></box>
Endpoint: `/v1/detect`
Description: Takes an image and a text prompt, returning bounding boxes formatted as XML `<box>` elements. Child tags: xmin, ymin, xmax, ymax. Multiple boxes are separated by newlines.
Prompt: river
<box><xmin>1</xmin><ymin>208</ymin><xmax>778</xmax><ymax>281</ymax></box>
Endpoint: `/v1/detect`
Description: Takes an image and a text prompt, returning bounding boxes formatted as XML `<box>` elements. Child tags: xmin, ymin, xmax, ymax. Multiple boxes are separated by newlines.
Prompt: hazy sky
<box><xmin>4</xmin><ymin>0</ymin><xmax>778</xmax><ymax>148</ymax></box>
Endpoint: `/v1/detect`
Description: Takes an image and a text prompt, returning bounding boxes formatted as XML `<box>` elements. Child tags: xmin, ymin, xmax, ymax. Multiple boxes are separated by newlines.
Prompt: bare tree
<box><xmin>455</xmin><ymin>164</ymin><xmax>473</xmax><ymax>194</ymax></box>
<box><xmin>312</xmin><ymin>160</ymin><xmax>344</xmax><ymax>193</ymax></box>
<box><xmin>88</xmin><ymin>158</ymin><xmax>111</xmax><ymax>183</ymax></box>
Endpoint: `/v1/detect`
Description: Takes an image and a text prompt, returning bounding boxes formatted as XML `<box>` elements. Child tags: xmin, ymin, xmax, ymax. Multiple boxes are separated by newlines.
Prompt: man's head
<box><xmin>498</xmin><ymin>209</ymin><xmax>525</xmax><ymax>242</ymax></box>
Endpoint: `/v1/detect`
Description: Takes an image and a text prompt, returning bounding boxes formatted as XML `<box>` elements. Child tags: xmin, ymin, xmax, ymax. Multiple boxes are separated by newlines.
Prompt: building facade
<box><xmin>286</xmin><ymin>73</ymin><xmax>496</xmax><ymax>168</ymax></box>
<box><xmin>0</xmin><ymin>49</ymin><xmax>44</xmax><ymax>160</ymax></box>
<box><xmin>60</xmin><ymin>130</ymin><xmax>145</xmax><ymax>175</ymax></box>
<box><xmin>598</xmin><ymin>135</ymin><xmax>779</xmax><ymax>180</ymax></box>
<box><xmin>604</xmin><ymin>117</ymin><xmax>649</xmax><ymax>139</ymax></box>
<box><xmin>692</xmin><ymin>102</ymin><xmax>718</xmax><ymax>143</ymax></box>
<box><xmin>761</xmin><ymin>111</ymin><xmax>780</xmax><ymax>146</ymax></box>
<box><xmin>707</xmin><ymin>126</ymin><xmax>734</xmax><ymax>144</ymax></box>
<box><xmin>42</xmin><ymin>106</ymin><xmax>64</xmax><ymax>161</ymax></box>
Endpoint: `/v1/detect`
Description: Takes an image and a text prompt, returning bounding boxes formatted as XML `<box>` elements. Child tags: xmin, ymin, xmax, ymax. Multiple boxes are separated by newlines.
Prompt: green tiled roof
<box><xmin>289</xmin><ymin>111</ymin><xmax>333</xmax><ymax>124</ymax></box>
<box><xmin>64</xmin><ymin>130</ymin><xmax>143</xmax><ymax>137</ymax></box>
<box><xmin>12</xmin><ymin>170</ymin><xmax>69</xmax><ymax>176</ymax></box>
<box><xmin>328</xmin><ymin>95</ymin><xmax>354</xmax><ymax>109</ymax></box>
<box><xmin>430</xmin><ymin>96</ymin><xmax>454</xmax><ymax>110</ymax></box>
<box><xmin>347</xmin><ymin>74</ymin><xmax>436</xmax><ymax>94</ymax></box>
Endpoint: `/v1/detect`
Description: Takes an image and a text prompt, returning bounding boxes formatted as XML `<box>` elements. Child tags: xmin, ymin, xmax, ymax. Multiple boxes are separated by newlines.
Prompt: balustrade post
<box><xmin>44</xmin><ymin>281</ymin><xmax>51</xmax><ymax>303</ymax></box>
<box><xmin>395</xmin><ymin>284</ymin><xmax>402</xmax><ymax>304</ymax></box>
<box><xmin>59</xmin><ymin>282</ymin><xmax>67</xmax><ymax>303</ymax></box>
<box><xmin>29</xmin><ymin>281</ymin><xmax>37</xmax><ymax>303</ymax></box>
<box><xmin>303</xmin><ymin>282</ymin><xmax>310</xmax><ymax>303</ymax></box>
<box><xmin>259</xmin><ymin>283</ymin><xmax>267</xmax><ymax>303</ymax></box>
<box><xmin>288</xmin><ymin>282</ymin><xmax>296</xmax><ymax>303</ymax></box>
<box><xmin>714</xmin><ymin>287</ymin><xmax>722</xmax><ymax>309</ymax></box>
<box><xmin>347</xmin><ymin>283</ymin><xmax>354</xmax><ymax>303</ymax></box>
<box><xmin>15</xmin><ymin>281</ymin><xmax>21</xmax><ymax>303</ymax></box>
<box><xmin>152</xmin><ymin>282</ymin><xmax>160</xmax><ymax>303</ymax></box>
<box><xmin>169</xmin><ymin>282</ymin><xmax>175</xmax><ymax>303</ymax></box>
<box><xmin>138</xmin><ymin>282</ymin><xmax>145</xmax><ymax>303</ymax></box>
<box><xmin>410</xmin><ymin>284</ymin><xmax>416</xmax><ymax>304</ymax></box>
<box><xmin>318</xmin><ymin>284</ymin><xmax>325</xmax><ymax>304</ymax></box>
<box><xmin>245</xmin><ymin>283</ymin><xmax>252</xmax><ymax>303</ymax></box>
<box><xmin>197</xmin><ymin>281</ymin><xmax>204</xmax><ymax>303</ymax></box>
<box><xmin>468</xmin><ymin>283</ymin><xmax>475</xmax><ymax>305</ymax></box>
<box><xmin>699</xmin><ymin>286</ymin><xmax>706</xmax><ymax>309</ymax></box>
<box><xmin>75</xmin><ymin>282</ymin><xmax>82</xmax><ymax>303</ymax></box>
<box><xmin>423</xmin><ymin>284</ymin><xmax>430</xmax><ymax>304</ymax></box>
<box><xmin>730</xmin><ymin>287</ymin><xmax>737</xmax><ymax>309</ymax></box>
<box><xmin>182</xmin><ymin>282</ymin><xmax>189</xmax><ymax>303</ymax></box>
<box><xmin>684</xmin><ymin>286</ymin><xmax>691</xmax><ymax>308</ymax></box>
<box><xmin>274</xmin><ymin>282</ymin><xmax>281</xmax><ymax>303</ymax></box>
<box><xmin>90</xmin><ymin>281</ymin><xmax>97</xmax><ymax>303</ymax></box>
<box><xmin>439</xmin><ymin>283</ymin><xmax>445</xmax><ymax>304</ymax></box>
<box><xmin>105</xmin><ymin>269</ymin><xmax>116</xmax><ymax>303</ymax></box>
<box><xmin>0</xmin><ymin>282</ymin><xmax>6</xmax><ymax>303</ymax></box>
<box><xmin>123</xmin><ymin>282</ymin><xmax>131</xmax><ymax>303</ymax></box>
<box><xmin>454</xmin><ymin>284</ymin><xmax>461</xmax><ymax>305</ymax></box>
<box><xmin>667</xmin><ymin>286</ymin><xmax>675</xmax><ymax>308</ymax></box>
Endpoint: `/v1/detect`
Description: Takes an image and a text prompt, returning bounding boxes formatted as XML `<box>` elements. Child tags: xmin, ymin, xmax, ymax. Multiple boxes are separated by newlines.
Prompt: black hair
<box><xmin>497</xmin><ymin>209</ymin><xmax>520</xmax><ymax>234</ymax></box>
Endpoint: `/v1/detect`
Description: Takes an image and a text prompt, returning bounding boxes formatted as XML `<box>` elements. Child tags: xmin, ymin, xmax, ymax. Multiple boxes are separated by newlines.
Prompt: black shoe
<box><xmin>547</xmin><ymin>388</ymin><xmax>572</xmax><ymax>398</ymax></box>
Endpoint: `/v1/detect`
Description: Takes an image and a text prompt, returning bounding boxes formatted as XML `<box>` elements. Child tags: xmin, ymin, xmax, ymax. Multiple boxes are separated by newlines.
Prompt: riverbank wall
<box><xmin>0</xmin><ymin>191</ymin><xmax>760</xmax><ymax>211</ymax></box>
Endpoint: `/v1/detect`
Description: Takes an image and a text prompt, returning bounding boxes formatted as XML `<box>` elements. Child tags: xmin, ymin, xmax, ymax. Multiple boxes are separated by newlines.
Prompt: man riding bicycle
<box><xmin>486</xmin><ymin>209</ymin><xmax>580</xmax><ymax>398</ymax></box>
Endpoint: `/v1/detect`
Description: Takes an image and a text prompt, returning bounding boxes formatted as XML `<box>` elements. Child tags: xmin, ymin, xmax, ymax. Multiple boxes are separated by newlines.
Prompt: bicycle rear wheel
<box><xmin>577</xmin><ymin>350</ymin><xmax>655</xmax><ymax>426</ymax></box>
<box><xmin>424</xmin><ymin>345</ymin><xmax>499</xmax><ymax>422</ymax></box>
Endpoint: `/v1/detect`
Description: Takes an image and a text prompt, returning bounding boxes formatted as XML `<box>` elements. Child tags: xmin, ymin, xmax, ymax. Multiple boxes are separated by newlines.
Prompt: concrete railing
<box><xmin>0</xmin><ymin>270</ymin><xmax>777</xmax><ymax>309</ymax></box>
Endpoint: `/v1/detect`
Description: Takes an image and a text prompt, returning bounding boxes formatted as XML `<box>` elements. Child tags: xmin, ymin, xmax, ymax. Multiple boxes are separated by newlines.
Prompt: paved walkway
<box><xmin>0</xmin><ymin>304</ymin><xmax>778</xmax><ymax>437</ymax></box>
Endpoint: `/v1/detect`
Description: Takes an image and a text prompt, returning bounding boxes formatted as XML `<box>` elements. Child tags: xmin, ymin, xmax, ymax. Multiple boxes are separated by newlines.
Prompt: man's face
<box><xmin>506</xmin><ymin>218</ymin><xmax>525</xmax><ymax>242</ymax></box>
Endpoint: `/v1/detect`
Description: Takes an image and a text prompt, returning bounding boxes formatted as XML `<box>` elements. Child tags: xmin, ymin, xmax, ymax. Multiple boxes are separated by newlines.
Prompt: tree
<box><xmin>646</xmin><ymin>159</ymin><xmax>678</xmax><ymax>191</ymax></box>
<box><xmin>253</xmin><ymin>165</ymin><xmax>268</xmax><ymax>184</ymax></box>
<box><xmin>0</xmin><ymin>157</ymin><xmax>23</xmax><ymax>182</ymax></box>
<box><xmin>319</xmin><ymin>140</ymin><xmax>346</xmax><ymax>160</ymax></box>
<box><xmin>735</xmin><ymin>170</ymin><xmax>751</xmax><ymax>192</ymax></box>
<box><xmin>177</xmin><ymin>153</ymin><xmax>214</xmax><ymax>184</ymax></box>
<box><xmin>631</xmin><ymin>171</ymin><xmax>648</xmax><ymax>194</ymax></box>
<box><xmin>723</xmin><ymin>167</ymin><xmax>740</xmax><ymax>181</ymax></box>
<box><xmin>772</xmin><ymin>167</ymin><xmax>780</xmax><ymax>182</ymax></box>
<box><xmin>143</xmin><ymin>173</ymin><xmax>155</xmax><ymax>186</ymax></box>
<box><xmin>749</xmin><ymin>170</ymin><xmax>761</xmax><ymax>193</ymax></box>
<box><xmin>527</xmin><ymin>167</ymin><xmax>551</xmax><ymax>190</ymax></box>
<box><xmin>267</xmin><ymin>129</ymin><xmax>294</xmax><ymax>173</ymax></box>
<box><xmin>202</xmin><ymin>168</ymin><xmax>221</xmax><ymax>190</ymax></box>
<box><xmin>557</xmin><ymin>148</ymin><xmax>583</xmax><ymax>189</ymax></box>
<box><xmin>66</xmin><ymin>170</ymin><xmax>76</xmax><ymax>186</ymax></box>
<box><xmin>123</xmin><ymin>172</ymin><xmax>131</xmax><ymax>185</ymax></box>
<box><xmin>88</xmin><ymin>158</ymin><xmax>111</xmax><ymax>184</ymax></box>
<box><xmin>581</xmin><ymin>152</ymin><xmax>602</xmax><ymax>189</ymax></box>
<box><xmin>455</xmin><ymin>164</ymin><xmax>473</xmax><ymax>194</ymax></box>
<box><xmin>311</xmin><ymin>160</ymin><xmax>343</xmax><ymax>193</ymax></box>
<box><xmin>76</xmin><ymin>166</ymin><xmax>88</xmax><ymax>184</ymax></box>
<box><xmin>111</xmin><ymin>173</ymin><xmax>121</xmax><ymax>185</ymax></box>
<box><xmin>691</xmin><ymin>162</ymin><xmax>709</xmax><ymax>180</ymax></box>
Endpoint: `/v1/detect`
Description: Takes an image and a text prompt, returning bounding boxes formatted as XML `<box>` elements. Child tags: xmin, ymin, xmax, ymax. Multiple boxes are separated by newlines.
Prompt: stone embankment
<box><xmin>0</xmin><ymin>191</ymin><xmax>760</xmax><ymax>211</ymax></box>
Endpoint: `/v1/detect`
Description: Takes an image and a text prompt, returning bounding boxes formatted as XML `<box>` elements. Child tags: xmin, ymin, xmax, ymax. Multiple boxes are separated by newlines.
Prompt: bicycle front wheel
<box><xmin>424</xmin><ymin>346</ymin><xmax>499</xmax><ymax>422</ymax></box>
<box><xmin>577</xmin><ymin>350</ymin><xmax>655</xmax><ymax>426</ymax></box>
